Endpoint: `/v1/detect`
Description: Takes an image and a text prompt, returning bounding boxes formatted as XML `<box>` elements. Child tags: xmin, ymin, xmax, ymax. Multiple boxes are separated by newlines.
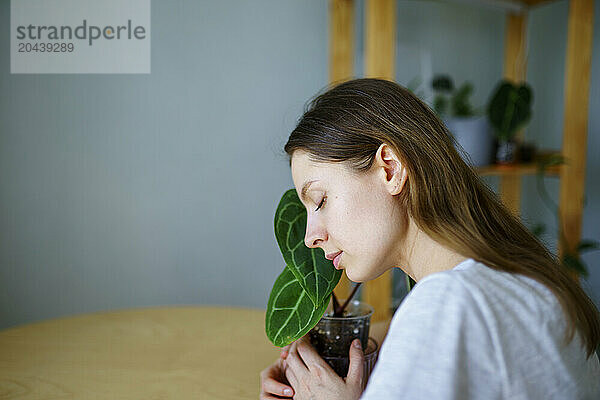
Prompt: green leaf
<box><xmin>536</xmin><ymin>153</ymin><xmax>565</xmax><ymax>173</ymax></box>
<box><xmin>451</xmin><ymin>82</ymin><xmax>474</xmax><ymax>117</ymax></box>
<box><xmin>432</xmin><ymin>75</ymin><xmax>454</xmax><ymax>92</ymax></box>
<box><xmin>562</xmin><ymin>253</ymin><xmax>589</xmax><ymax>278</ymax></box>
<box><xmin>577</xmin><ymin>240</ymin><xmax>600</xmax><ymax>254</ymax></box>
<box><xmin>434</xmin><ymin>95</ymin><xmax>448</xmax><ymax>116</ymax></box>
<box><xmin>530</xmin><ymin>223</ymin><xmax>546</xmax><ymax>237</ymax></box>
<box><xmin>265</xmin><ymin>266</ymin><xmax>330</xmax><ymax>347</ymax></box>
<box><xmin>487</xmin><ymin>80</ymin><xmax>533</xmax><ymax>140</ymax></box>
<box><xmin>405</xmin><ymin>274</ymin><xmax>416</xmax><ymax>292</ymax></box>
<box><xmin>274</xmin><ymin>189</ymin><xmax>342</xmax><ymax>307</ymax></box>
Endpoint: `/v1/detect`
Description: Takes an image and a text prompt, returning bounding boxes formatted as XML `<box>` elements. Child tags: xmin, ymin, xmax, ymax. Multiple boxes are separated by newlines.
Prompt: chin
<box><xmin>345</xmin><ymin>268</ymin><xmax>367</xmax><ymax>283</ymax></box>
<box><xmin>346</xmin><ymin>264</ymin><xmax>388</xmax><ymax>283</ymax></box>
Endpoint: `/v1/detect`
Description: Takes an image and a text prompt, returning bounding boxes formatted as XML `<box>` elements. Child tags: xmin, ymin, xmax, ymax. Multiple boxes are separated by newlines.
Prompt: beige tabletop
<box><xmin>0</xmin><ymin>306</ymin><xmax>283</xmax><ymax>399</ymax></box>
<box><xmin>0</xmin><ymin>306</ymin><xmax>391</xmax><ymax>399</ymax></box>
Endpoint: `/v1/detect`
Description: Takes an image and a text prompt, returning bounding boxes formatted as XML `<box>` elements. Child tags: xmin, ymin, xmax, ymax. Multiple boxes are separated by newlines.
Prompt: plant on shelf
<box><xmin>487</xmin><ymin>80</ymin><xmax>533</xmax><ymax>164</ymax></box>
<box><xmin>530</xmin><ymin>153</ymin><xmax>599</xmax><ymax>278</ymax></box>
<box><xmin>266</xmin><ymin>188</ymin><xmax>380</xmax><ymax>379</ymax></box>
<box><xmin>430</xmin><ymin>75</ymin><xmax>494</xmax><ymax>167</ymax></box>
<box><xmin>431</xmin><ymin>75</ymin><xmax>478</xmax><ymax>118</ymax></box>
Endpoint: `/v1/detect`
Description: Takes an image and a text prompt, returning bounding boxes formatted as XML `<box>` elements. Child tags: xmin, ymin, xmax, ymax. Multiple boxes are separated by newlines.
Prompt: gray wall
<box><xmin>0</xmin><ymin>0</ymin><xmax>328</xmax><ymax>329</ymax></box>
<box><xmin>1</xmin><ymin>0</ymin><xmax>599</xmax><ymax>330</ymax></box>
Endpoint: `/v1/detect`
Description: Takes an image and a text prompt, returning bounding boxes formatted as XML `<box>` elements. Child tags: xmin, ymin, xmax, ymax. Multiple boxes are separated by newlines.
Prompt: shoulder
<box><xmin>396</xmin><ymin>258</ymin><xmax>484</xmax><ymax>318</ymax></box>
<box><xmin>387</xmin><ymin>260</ymin><xmax>493</xmax><ymax>342</ymax></box>
<box><xmin>386</xmin><ymin>257</ymin><xmax>565</xmax><ymax>357</ymax></box>
<box><xmin>362</xmin><ymin>260</ymin><xmax>503</xmax><ymax>399</ymax></box>
<box><xmin>386</xmin><ymin>257</ymin><xmax>552</xmax><ymax>344</ymax></box>
<box><xmin>402</xmin><ymin>258</ymin><xmax>559</xmax><ymax>322</ymax></box>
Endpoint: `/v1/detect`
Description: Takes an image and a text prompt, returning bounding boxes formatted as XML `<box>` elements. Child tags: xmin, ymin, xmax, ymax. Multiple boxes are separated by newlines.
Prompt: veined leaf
<box><xmin>274</xmin><ymin>188</ymin><xmax>342</xmax><ymax>307</ymax></box>
<box><xmin>265</xmin><ymin>266</ymin><xmax>330</xmax><ymax>347</ymax></box>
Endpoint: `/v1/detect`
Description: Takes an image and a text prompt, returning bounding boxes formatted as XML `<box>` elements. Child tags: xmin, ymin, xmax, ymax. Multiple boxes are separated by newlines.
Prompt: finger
<box><xmin>346</xmin><ymin>339</ymin><xmax>365</xmax><ymax>387</ymax></box>
<box><xmin>296</xmin><ymin>337</ymin><xmax>330</xmax><ymax>372</ymax></box>
<box><xmin>280</xmin><ymin>344</ymin><xmax>291</xmax><ymax>359</ymax></box>
<box><xmin>284</xmin><ymin>360</ymin><xmax>299</xmax><ymax>389</ymax></box>
<box><xmin>260</xmin><ymin>359</ymin><xmax>294</xmax><ymax>397</ymax></box>
<box><xmin>259</xmin><ymin>360</ymin><xmax>282</xmax><ymax>381</ymax></box>
<box><xmin>261</xmin><ymin>376</ymin><xmax>294</xmax><ymax>398</ymax></box>
<box><xmin>260</xmin><ymin>392</ymin><xmax>293</xmax><ymax>400</ymax></box>
<box><xmin>286</xmin><ymin>344</ymin><xmax>309</xmax><ymax>379</ymax></box>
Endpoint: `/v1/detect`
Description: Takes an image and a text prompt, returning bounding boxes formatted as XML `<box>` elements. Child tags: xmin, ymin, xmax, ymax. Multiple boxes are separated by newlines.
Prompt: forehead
<box><xmin>291</xmin><ymin>151</ymin><xmax>339</xmax><ymax>180</ymax></box>
<box><xmin>290</xmin><ymin>151</ymin><xmax>358</xmax><ymax>194</ymax></box>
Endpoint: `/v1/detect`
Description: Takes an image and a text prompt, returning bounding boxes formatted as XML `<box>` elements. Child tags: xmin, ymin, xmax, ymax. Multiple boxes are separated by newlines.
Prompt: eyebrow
<box><xmin>300</xmin><ymin>180</ymin><xmax>318</xmax><ymax>202</ymax></box>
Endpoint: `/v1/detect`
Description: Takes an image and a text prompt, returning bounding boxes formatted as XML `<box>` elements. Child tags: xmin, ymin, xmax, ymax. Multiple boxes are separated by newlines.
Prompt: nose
<box><xmin>304</xmin><ymin>214</ymin><xmax>327</xmax><ymax>249</ymax></box>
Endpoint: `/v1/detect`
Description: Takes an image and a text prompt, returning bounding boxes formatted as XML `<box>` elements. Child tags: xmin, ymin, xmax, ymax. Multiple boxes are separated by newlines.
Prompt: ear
<box><xmin>374</xmin><ymin>143</ymin><xmax>408</xmax><ymax>196</ymax></box>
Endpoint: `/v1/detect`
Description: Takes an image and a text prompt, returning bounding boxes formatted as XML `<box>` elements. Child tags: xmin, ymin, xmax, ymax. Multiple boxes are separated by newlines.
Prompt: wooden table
<box><xmin>0</xmin><ymin>306</ymin><xmax>281</xmax><ymax>399</ymax></box>
<box><xmin>0</xmin><ymin>306</ymin><xmax>392</xmax><ymax>399</ymax></box>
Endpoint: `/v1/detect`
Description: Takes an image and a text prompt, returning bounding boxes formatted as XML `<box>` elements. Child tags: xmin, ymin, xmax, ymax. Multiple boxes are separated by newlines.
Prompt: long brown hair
<box><xmin>284</xmin><ymin>78</ymin><xmax>600</xmax><ymax>358</ymax></box>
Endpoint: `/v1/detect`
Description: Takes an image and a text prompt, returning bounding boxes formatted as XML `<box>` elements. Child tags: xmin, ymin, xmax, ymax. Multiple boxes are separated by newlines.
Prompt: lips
<box><xmin>325</xmin><ymin>251</ymin><xmax>343</xmax><ymax>269</ymax></box>
<box><xmin>333</xmin><ymin>252</ymin><xmax>343</xmax><ymax>269</ymax></box>
<box><xmin>325</xmin><ymin>251</ymin><xmax>342</xmax><ymax>261</ymax></box>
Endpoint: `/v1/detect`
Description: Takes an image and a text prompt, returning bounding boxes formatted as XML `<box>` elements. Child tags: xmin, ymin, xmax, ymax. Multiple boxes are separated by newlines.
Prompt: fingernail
<box><xmin>283</xmin><ymin>388</ymin><xmax>293</xmax><ymax>395</ymax></box>
<box><xmin>281</xmin><ymin>351</ymin><xmax>288</xmax><ymax>359</ymax></box>
<box><xmin>353</xmin><ymin>339</ymin><xmax>361</xmax><ymax>349</ymax></box>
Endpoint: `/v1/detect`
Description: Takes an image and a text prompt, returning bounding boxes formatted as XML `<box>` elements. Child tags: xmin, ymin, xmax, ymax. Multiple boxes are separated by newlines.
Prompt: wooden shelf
<box><xmin>476</xmin><ymin>163</ymin><xmax>561</xmax><ymax>177</ymax></box>
<box><xmin>331</xmin><ymin>0</ymin><xmax>592</xmax><ymax>320</ymax></box>
<box><xmin>440</xmin><ymin>0</ymin><xmax>558</xmax><ymax>13</ymax></box>
<box><xmin>522</xmin><ymin>0</ymin><xmax>558</xmax><ymax>7</ymax></box>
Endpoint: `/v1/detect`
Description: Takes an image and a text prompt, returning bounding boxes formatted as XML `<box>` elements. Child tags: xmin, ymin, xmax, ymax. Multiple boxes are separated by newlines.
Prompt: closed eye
<box><xmin>315</xmin><ymin>197</ymin><xmax>326</xmax><ymax>211</ymax></box>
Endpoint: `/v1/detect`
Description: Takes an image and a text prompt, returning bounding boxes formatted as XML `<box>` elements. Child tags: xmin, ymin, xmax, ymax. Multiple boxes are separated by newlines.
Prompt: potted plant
<box><xmin>487</xmin><ymin>80</ymin><xmax>533</xmax><ymax>164</ymax></box>
<box><xmin>431</xmin><ymin>75</ymin><xmax>494</xmax><ymax>167</ymax></box>
<box><xmin>265</xmin><ymin>189</ymin><xmax>378</xmax><ymax>381</ymax></box>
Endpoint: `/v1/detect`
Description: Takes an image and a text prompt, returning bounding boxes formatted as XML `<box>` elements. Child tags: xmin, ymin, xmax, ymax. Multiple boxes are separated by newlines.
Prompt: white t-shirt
<box><xmin>360</xmin><ymin>258</ymin><xmax>600</xmax><ymax>399</ymax></box>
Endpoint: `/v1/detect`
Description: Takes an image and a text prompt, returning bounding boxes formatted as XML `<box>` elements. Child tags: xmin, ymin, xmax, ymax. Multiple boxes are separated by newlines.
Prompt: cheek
<box><xmin>338</xmin><ymin>202</ymin><xmax>386</xmax><ymax>252</ymax></box>
<box><xmin>348</xmin><ymin>195</ymin><xmax>404</xmax><ymax>262</ymax></box>
<box><xmin>331</xmin><ymin>186</ymin><xmax>403</xmax><ymax>255</ymax></box>
<box><xmin>332</xmin><ymin>196</ymin><xmax>370</xmax><ymax>243</ymax></box>
<box><xmin>355</xmin><ymin>193</ymin><xmax>397</xmax><ymax>237</ymax></box>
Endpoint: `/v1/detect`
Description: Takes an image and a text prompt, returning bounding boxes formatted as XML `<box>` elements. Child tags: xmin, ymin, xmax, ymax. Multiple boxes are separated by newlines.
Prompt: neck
<box><xmin>396</xmin><ymin>218</ymin><xmax>468</xmax><ymax>282</ymax></box>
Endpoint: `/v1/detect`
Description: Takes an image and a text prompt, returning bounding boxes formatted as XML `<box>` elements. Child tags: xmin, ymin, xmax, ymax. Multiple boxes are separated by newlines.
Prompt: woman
<box><xmin>259</xmin><ymin>78</ymin><xmax>600</xmax><ymax>399</ymax></box>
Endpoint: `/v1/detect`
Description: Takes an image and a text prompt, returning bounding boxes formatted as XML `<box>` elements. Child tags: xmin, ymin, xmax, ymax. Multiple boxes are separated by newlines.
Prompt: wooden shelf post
<box><xmin>362</xmin><ymin>0</ymin><xmax>396</xmax><ymax>322</ymax></box>
<box><xmin>330</xmin><ymin>0</ymin><xmax>355</xmax><ymax>85</ymax></box>
<box><xmin>329</xmin><ymin>0</ymin><xmax>355</xmax><ymax>299</ymax></box>
<box><xmin>558</xmin><ymin>0</ymin><xmax>594</xmax><ymax>259</ymax></box>
<box><xmin>501</xmin><ymin>11</ymin><xmax>528</xmax><ymax>216</ymax></box>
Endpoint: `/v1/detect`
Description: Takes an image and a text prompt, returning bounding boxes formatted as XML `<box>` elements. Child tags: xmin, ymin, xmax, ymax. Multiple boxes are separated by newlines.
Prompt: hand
<box><xmin>283</xmin><ymin>336</ymin><xmax>364</xmax><ymax>400</ymax></box>
<box><xmin>260</xmin><ymin>344</ymin><xmax>295</xmax><ymax>399</ymax></box>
